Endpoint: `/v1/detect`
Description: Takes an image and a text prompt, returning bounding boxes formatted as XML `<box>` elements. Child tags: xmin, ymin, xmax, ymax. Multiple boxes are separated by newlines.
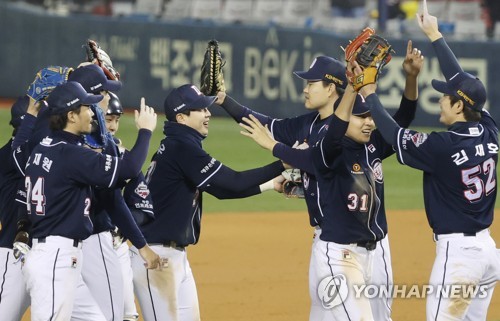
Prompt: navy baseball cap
<box><xmin>334</xmin><ymin>93</ymin><xmax>370</xmax><ymax>116</ymax></box>
<box><xmin>10</xmin><ymin>95</ymin><xmax>30</xmax><ymax>128</ymax></box>
<box><xmin>68</xmin><ymin>64</ymin><xmax>122</xmax><ymax>94</ymax></box>
<box><xmin>164</xmin><ymin>84</ymin><xmax>217</xmax><ymax>121</ymax></box>
<box><xmin>431</xmin><ymin>72</ymin><xmax>486</xmax><ymax>111</ymax></box>
<box><xmin>293</xmin><ymin>56</ymin><xmax>347</xmax><ymax>89</ymax></box>
<box><xmin>46</xmin><ymin>81</ymin><xmax>103</xmax><ymax>114</ymax></box>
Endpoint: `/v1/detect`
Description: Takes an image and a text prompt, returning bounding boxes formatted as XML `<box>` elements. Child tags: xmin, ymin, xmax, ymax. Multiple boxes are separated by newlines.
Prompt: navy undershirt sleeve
<box><xmin>392</xmin><ymin>95</ymin><xmax>417</xmax><ymax>128</ymax></box>
<box><xmin>207</xmin><ymin>160</ymin><xmax>284</xmax><ymax>193</ymax></box>
<box><xmin>100</xmin><ymin>188</ymin><xmax>147</xmax><ymax>249</ymax></box>
<box><xmin>220</xmin><ymin>95</ymin><xmax>274</xmax><ymax>125</ymax></box>
<box><xmin>205</xmin><ymin>184</ymin><xmax>261</xmax><ymax>199</ymax></box>
<box><xmin>365</xmin><ymin>94</ymin><xmax>400</xmax><ymax>145</ymax></box>
<box><xmin>117</xmin><ymin>129</ymin><xmax>152</xmax><ymax>180</ymax></box>
<box><xmin>322</xmin><ymin>114</ymin><xmax>350</xmax><ymax>163</ymax></box>
<box><xmin>11</xmin><ymin>114</ymin><xmax>37</xmax><ymax>150</ymax></box>
<box><xmin>272</xmin><ymin>143</ymin><xmax>314</xmax><ymax>173</ymax></box>
<box><xmin>432</xmin><ymin>38</ymin><xmax>463</xmax><ymax>79</ymax></box>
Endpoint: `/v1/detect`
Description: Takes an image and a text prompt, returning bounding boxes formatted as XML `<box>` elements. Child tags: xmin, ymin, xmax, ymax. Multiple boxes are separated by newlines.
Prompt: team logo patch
<box><xmin>303</xmin><ymin>172</ymin><xmax>310</xmax><ymax>190</ymax></box>
<box><xmin>371</xmin><ymin>159</ymin><xmax>383</xmax><ymax>183</ymax></box>
<box><xmin>134</xmin><ymin>182</ymin><xmax>150</xmax><ymax>199</ymax></box>
<box><xmin>411</xmin><ymin>133</ymin><xmax>428</xmax><ymax>147</ymax></box>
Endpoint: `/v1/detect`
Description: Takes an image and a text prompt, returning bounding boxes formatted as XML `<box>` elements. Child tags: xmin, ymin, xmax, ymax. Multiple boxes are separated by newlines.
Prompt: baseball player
<box><xmin>0</xmin><ymin>96</ymin><xmax>31</xmax><ymax>321</ymax></box>
<box><xmin>105</xmin><ymin>91</ymin><xmax>154</xmax><ymax>321</ymax></box>
<box><xmin>362</xmin><ymin>1</ymin><xmax>500</xmax><ymax>319</ymax></box>
<box><xmin>68</xmin><ymin>64</ymin><xmax>125</xmax><ymax>321</ymax></box>
<box><xmin>130</xmin><ymin>84</ymin><xmax>285</xmax><ymax>321</ymax></box>
<box><xmin>22</xmin><ymin>81</ymin><xmax>160</xmax><ymax>321</ymax></box>
<box><xmin>217</xmin><ymin>48</ymin><xmax>423</xmax><ymax>320</ymax></box>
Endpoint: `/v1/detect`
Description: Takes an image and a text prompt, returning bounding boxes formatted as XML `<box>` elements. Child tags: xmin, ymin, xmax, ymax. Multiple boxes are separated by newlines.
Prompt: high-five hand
<box><xmin>239</xmin><ymin>114</ymin><xmax>277</xmax><ymax>151</ymax></box>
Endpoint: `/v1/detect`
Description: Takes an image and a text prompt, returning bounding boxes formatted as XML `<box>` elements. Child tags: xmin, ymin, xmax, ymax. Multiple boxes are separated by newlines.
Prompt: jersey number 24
<box><xmin>25</xmin><ymin>176</ymin><xmax>91</xmax><ymax>216</ymax></box>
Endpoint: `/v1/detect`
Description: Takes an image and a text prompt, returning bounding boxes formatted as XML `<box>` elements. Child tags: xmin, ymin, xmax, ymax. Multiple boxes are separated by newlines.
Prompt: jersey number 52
<box><xmin>461</xmin><ymin>158</ymin><xmax>496</xmax><ymax>202</ymax></box>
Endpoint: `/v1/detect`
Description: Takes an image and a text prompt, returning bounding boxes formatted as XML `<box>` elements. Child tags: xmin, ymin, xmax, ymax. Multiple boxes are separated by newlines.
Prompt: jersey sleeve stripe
<box><xmin>396</xmin><ymin>128</ymin><xmax>406</xmax><ymax>165</ymax></box>
<box><xmin>197</xmin><ymin>163</ymin><xmax>223</xmax><ymax>188</ymax></box>
<box><xmin>12</xmin><ymin>149</ymin><xmax>25</xmax><ymax>176</ymax></box>
<box><xmin>319</xmin><ymin>139</ymin><xmax>328</xmax><ymax>168</ymax></box>
<box><xmin>269</xmin><ymin>119</ymin><xmax>277</xmax><ymax>140</ymax></box>
<box><xmin>108</xmin><ymin>156</ymin><xmax>120</xmax><ymax>188</ymax></box>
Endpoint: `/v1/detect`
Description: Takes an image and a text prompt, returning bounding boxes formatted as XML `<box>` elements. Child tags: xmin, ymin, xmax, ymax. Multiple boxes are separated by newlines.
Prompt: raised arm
<box><xmin>416</xmin><ymin>0</ymin><xmax>462</xmax><ymax>78</ymax></box>
<box><xmin>117</xmin><ymin>99</ymin><xmax>157</xmax><ymax>180</ymax></box>
<box><xmin>392</xmin><ymin>40</ymin><xmax>423</xmax><ymax>128</ymax></box>
<box><xmin>319</xmin><ymin>84</ymin><xmax>358</xmax><ymax>164</ymax></box>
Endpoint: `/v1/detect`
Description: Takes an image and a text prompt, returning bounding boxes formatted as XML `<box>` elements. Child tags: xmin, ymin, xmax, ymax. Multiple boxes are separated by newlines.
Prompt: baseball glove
<box><xmin>84</xmin><ymin>39</ymin><xmax>120</xmax><ymax>80</ymax></box>
<box><xmin>111</xmin><ymin>227</ymin><xmax>125</xmax><ymax>249</ymax></box>
<box><xmin>27</xmin><ymin>66</ymin><xmax>73</xmax><ymax>102</ymax></box>
<box><xmin>84</xmin><ymin>104</ymin><xmax>110</xmax><ymax>149</ymax></box>
<box><xmin>281</xmin><ymin>169</ymin><xmax>305</xmax><ymax>199</ymax></box>
<box><xmin>344</xmin><ymin>27</ymin><xmax>394</xmax><ymax>91</ymax></box>
<box><xmin>13</xmin><ymin>231</ymin><xmax>30</xmax><ymax>260</ymax></box>
<box><xmin>283</xmin><ymin>180</ymin><xmax>305</xmax><ymax>199</ymax></box>
<box><xmin>200</xmin><ymin>39</ymin><xmax>226</xmax><ymax>96</ymax></box>
<box><xmin>13</xmin><ymin>219</ymin><xmax>31</xmax><ymax>260</ymax></box>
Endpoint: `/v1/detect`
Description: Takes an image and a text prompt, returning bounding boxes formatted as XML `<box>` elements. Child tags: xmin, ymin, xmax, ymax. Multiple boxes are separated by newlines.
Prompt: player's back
<box><xmin>423</xmin><ymin>120</ymin><xmax>498</xmax><ymax>234</ymax></box>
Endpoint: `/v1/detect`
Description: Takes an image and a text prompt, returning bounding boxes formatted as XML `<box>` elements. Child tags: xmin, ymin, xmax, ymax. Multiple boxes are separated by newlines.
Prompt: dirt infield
<box><xmin>21</xmin><ymin>210</ymin><xmax>500</xmax><ymax>320</ymax></box>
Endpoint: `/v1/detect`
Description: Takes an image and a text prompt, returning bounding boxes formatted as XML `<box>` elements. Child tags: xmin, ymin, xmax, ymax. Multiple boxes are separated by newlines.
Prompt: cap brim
<box><xmin>293</xmin><ymin>71</ymin><xmax>321</xmax><ymax>81</ymax></box>
<box><xmin>103</xmin><ymin>80</ymin><xmax>122</xmax><ymax>92</ymax></box>
<box><xmin>187</xmin><ymin>95</ymin><xmax>217</xmax><ymax>109</ymax></box>
<box><xmin>351</xmin><ymin>94</ymin><xmax>371</xmax><ymax>116</ymax></box>
<box><xmin>82</xmin><ymin>94</ymin><xmax>104</xmax><ymax>105</ymax></box>
<box><xmin>352</xmin><ymin>106</ymin><xmax>371</xmax><ymax>116</ymax></box>
<box><xmin>431</xmin><ymin>79</ymin><xmax>454</xmax><ymax>95</ymax></box>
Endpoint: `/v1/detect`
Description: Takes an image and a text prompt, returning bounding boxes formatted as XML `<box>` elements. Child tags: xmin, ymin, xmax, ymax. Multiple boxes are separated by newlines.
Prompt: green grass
<box><xmin>1</xmin><ymin>108</ymin><xmax>496</xmax><ymax>212</ymax></box>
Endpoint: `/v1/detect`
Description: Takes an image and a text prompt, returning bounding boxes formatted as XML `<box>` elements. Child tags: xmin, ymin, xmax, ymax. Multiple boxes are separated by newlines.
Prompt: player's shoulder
<box><xmin>275</xmin><ymin>111</ymin><xmax>318</xmax><ymax>123</ymax></box>
<box><xmin>159</xmin><ymin>136</ymin><xmax>207</xmax><ymax>158</ymax></box>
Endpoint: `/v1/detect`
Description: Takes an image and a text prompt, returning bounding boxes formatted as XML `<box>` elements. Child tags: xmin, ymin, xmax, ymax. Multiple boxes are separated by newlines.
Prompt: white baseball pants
<box><xmin>131</xmin><ymin>245</ymin><xmax>200</xmax><ymax>321</ymax></box>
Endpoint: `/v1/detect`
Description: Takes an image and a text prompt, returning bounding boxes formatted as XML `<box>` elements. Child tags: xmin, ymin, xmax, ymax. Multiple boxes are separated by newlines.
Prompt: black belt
<box><xmin>150</xmin><ymin>241</ymin><xmax>185</xmax><ymax>251</ymax></box>
<box><xmin>433</xmin><ymin>232</ymin><xmax>476</xmax><ymax>241</ymax></box>
<box><xmin>356</xmin><ymin>240</ymin><xmax>377</xmax><ymax>251</ymax></box>
<box><xmin>36</xmin><ymin>237</ymin><xmax>81</xmax><ymax>248</ymax></box>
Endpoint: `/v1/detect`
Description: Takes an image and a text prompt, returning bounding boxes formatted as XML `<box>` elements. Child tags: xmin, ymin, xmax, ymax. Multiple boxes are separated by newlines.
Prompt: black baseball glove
<box><xmin>200</xmin><ymin>39</ymin><xmax>226</xmax><ymax>96</ymax></box>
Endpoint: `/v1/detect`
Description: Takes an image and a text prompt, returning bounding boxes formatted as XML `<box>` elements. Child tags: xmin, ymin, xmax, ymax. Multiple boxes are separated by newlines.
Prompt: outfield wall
<box><xmin>1</xmin><ymin>3</ymin><xmax>499</xmax><ymax>126</ymax></box>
